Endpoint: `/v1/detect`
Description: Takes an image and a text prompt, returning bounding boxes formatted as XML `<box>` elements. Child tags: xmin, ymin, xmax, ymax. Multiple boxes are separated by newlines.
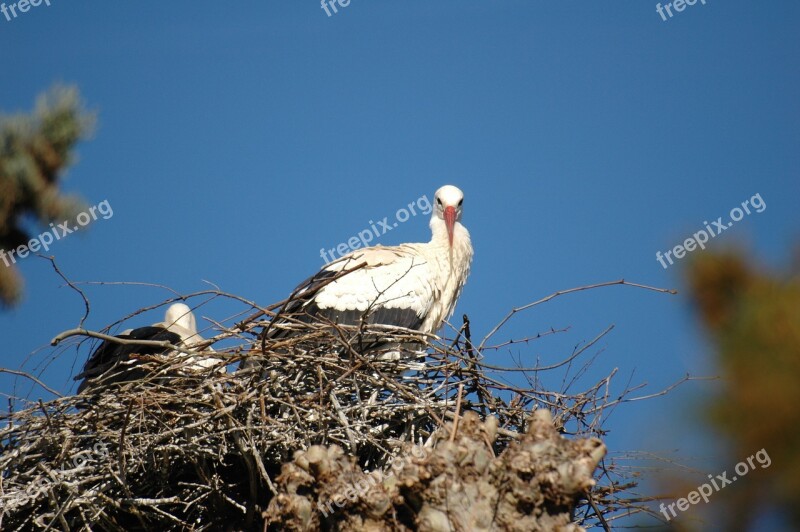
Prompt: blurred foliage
<box><xmin>684</xmin><ymin>247</ymin><xmax>800</xmax><ymax>530</ymax></box>
<box><xmin>0</xmin><ymin>86</ymin><xmax>94</xmax><ymax>308</ymax></box>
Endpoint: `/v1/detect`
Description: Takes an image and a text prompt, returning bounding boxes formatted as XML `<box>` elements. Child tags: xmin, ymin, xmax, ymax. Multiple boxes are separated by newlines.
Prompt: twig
<box><xmin>0</xmin><ymin>368</ymin><xmax>63</xmax><ymax>398</ymax></box>
<box><xmin>479</xmin><ymin>280</ymin><xmax>676</xmax><ymax>351</ymax></box>
<box><xmin>50</xmin><ymin>328</ymin><xmax>198</xmax><ymax>357</ymax></box>
<box><xmin>42</xmin><ymin>256</ymin><xmax>91</xmax><ymax>329</ymax></box>
<box><xmin>449</xmin><ymin>384</ymin><xmax>464</xmax><ymax>443</ymax></box>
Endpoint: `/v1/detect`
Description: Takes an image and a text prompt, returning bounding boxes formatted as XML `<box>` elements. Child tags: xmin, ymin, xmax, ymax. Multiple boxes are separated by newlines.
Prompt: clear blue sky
<box><xmin>1</xmin><ymin>1</ymin><xmax>797</xmax><ymax>527</ymax></box>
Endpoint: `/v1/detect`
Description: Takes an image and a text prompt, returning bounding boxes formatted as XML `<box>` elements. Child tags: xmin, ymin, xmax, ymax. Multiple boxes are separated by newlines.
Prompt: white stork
<box><xmin>76</xmin><ymin>303</ymin><xmax>223</xmax><ymax>392</ymax></box>
<box><xmin>268</xmin><ymin>185</ymin><xmax>473</xmax><ymax>342</ymax></box>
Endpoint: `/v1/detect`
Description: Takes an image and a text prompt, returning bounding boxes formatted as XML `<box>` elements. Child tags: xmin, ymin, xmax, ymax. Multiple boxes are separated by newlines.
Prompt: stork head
<box><xmin>164</xmin><ymin>303</ymin><xmax>197</xmax><ymax>333</ymax></box>
<box><xmin>433</xmin><ymin>185</ymin><xmax>464</xmax><ymax>247</ymax></box>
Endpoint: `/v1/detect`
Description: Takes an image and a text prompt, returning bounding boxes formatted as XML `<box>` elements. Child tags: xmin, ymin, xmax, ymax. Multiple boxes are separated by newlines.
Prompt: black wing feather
<box><xmin>75</xmin><ymin>326</ymin><xmax>181</xmax><ymax>392</ymax></box>
<box><xmin>304</xmin><ymin>304</ymin><xmax>423</xmax><ymax>331</ymax></box>
<box><xmin>266</xmin><ymin>264</ymin><xmax>424</xmax><ymax>337</ymax></box>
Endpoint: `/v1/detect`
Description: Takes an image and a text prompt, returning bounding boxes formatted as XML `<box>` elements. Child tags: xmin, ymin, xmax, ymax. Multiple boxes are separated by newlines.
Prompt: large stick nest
<box><xmin>1</xmin><ymin>285</ymin><xmax>668</xmax><ymax>530</ymax></box>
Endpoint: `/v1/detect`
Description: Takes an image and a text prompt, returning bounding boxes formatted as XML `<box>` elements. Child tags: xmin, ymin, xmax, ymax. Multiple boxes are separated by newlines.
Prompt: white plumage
<box><xmin>276</xmin><ymin>185</ymin><xmax>473</xmax><ymax>338</ymax></box>
<box><xmin>161</xmin><ymin>303</ymin><xmax>205</xmax><ymax>350</ymax></box>
<box><xmin>159</xmin><ymin>303</ymin><xmax>223</xmax><ymax>370</ymax></box>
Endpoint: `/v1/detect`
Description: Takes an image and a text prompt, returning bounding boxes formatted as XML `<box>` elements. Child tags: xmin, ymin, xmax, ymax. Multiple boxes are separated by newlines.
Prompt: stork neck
<box><xmin>165</xmin><ymin>305</ymin><xmax>197</xmax><ymax>333</ymax></box>
<box><xmin>429</xmin><ymin>217</ymin><xmax>472</xmax><ymax>261</ymax></box>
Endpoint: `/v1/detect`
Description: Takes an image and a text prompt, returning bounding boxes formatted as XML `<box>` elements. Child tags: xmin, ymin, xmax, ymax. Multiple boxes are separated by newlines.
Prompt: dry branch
<box><xmin>1</xmin><ymin>281</ymin><xmax>679</xmax><ymax>530</ymax></box>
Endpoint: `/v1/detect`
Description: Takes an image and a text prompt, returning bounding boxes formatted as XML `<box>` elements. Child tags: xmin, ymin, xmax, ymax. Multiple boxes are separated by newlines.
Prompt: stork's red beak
<box><xmin>444</xmin><ymin>206</ymin><xmax>456</xmax><ymax>247</ymax></box>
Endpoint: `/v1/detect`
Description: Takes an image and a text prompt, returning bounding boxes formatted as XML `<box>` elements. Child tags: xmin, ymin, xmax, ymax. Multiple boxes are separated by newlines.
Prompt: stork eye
<box><xmin>436</xmin><ymin>198</ymin><xmax>442</xmax><ymax>206</ymax></box>
<box><xmin>458</xmin><ymin>199</ymin><xmax>463</xmax><ymax>207</ymax></box>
